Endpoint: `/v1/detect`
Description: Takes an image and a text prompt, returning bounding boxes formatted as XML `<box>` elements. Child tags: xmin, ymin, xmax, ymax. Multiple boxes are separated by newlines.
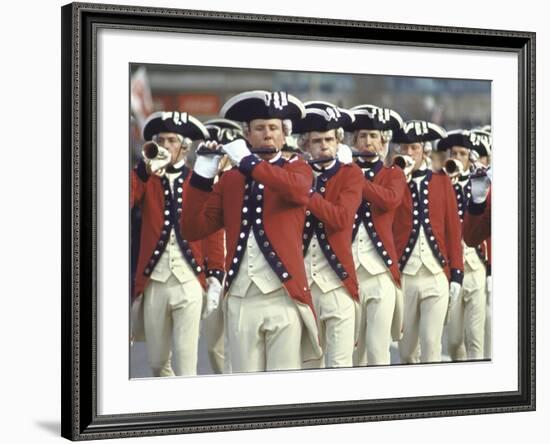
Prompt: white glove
<box><xmin>486</xmin><ymin>275</ymin><xmax>492</xmax><ymax>306</ymax></box>
<box><xmin>194</xmin><ymin>141</ymin><xmax>223</xmax><ymax>179</ymax></box>
<box><xmin>449</xmin><ymin>281</ymin><xmax>462</xmax><ymax>306</ymax></box>
<box><xmin>337</xmin><ymin>143</ymin><xmax>353</xmax><ymax>164</ymax></box>
<box><xmin>143</xmin><ymin>144</ymin><xmax>171</xmax><ymax>176</ymax></box>
<box><xmin>222</xmin><ymin>139</ymin><xmax>252</xmax><ymax>166</ymax></box>
<box><xmin>470</xmin><ymin>170</ymin><xmax>491</xmax><ymax>203</ymax></box>
<box><xmin>203</xmin><ymin>277</ymin><xmax>222</xmax><ymax>319</ymax></box>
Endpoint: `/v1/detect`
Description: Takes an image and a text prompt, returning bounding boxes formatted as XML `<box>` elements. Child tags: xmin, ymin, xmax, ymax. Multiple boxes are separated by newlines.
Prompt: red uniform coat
<box><xmin>464</xmin><ymin>190</ymin><xmax>492</xmax><ymax>248</ymax></box>
<box><xmin>393</xmin><ymin>170</ymin><xmax>464</xmax><ymax>283</ymax></box>
<box><xmin>131</xmin><ymin>161</ymin><xmax>225</xmax><ymax>299</ymax></box>
<box><xmin>353</xmin><ymin>161</ymin><xmax>407</xmax><ymax>287</ymax></box>
<box><xmin>182</xmin><ymin>154</ymin><xmax>314</xmax><ymax>307</ymax></box>
<box><xmin>305</xmin><ymin>161</ymin><xmax>363</xmax><ymax>300</ymax></box>
<box><xmin>182</xmin><ymin>153</ymin><xmax>322</xmax><ymax>360</ymax></box>
<box><xmin>452</xmin><ymin>178</ymin><xmax>490</xmax><ymax>273</ymax></box>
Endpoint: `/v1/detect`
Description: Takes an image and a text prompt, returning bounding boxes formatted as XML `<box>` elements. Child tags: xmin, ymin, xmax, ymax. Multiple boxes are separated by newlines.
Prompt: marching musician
<box><xmin>437</xmin><ymin>130</ymin><xmax>491</xmax><ymax>360</ymax></box>
<box><xmin>195</xmin><ymin>117</ymin><xmax>245</xmax><ymax>374</ymax></box>
<box><xmin>294</xmin><ymin>102</ymin><xmax>363</xmax><ymax>368</ymax></box>
<box><xmin>392</xmin><ymin>120</ymin><xmax>464</xmax><ymax>364</ymax></box>
<box><xmin>131</xmin><ymin>111</ymin><xmax>224</xmax><ymax>376</ymax></box>
<box><xmin>346</xmin><ymin>104</ymin><xmax>407</xmax><ymax>366</ymax></box>
<box><xmin>463</xmin><ymin>148</ymin><xmax>492</xmax><ymax>359</ymax></box>
<box><xmin>181</xmin><ymin>91</ymin><xmax>322</xmax><ymax>373</ymax></box>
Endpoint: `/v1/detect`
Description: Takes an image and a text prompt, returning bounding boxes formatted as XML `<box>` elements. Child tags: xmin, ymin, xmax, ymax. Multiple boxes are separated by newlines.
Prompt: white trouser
<box><xmin>201</xmin><ymin>304</ymin><xmax>224</xmax><ymax>374</ymax></box>
<box><xmin>156</xmin><ymin>352</ymin><xmax>175</xmax><ymax>377</ymax></box>
<box><xmin>143</xmin><ymin>275</ymin><xmax>203</xmax><ymax>376</ymax></box>
<box><xmin>304</xmin><ymin>283</ymin><xmax>356</xmax><ymax>369</ymax></box>
<box><xmin>399</xmin><ymin>266</ymin><xmax>449</xmax><ymax>364</ymax></box>
<box><xmin>484</xmin><ymin>289</ymin><xmax>492</xmax><ymax>359</ymax></box>
<box><xmin>447</xmin><ymin>265</ymin><xmax>487</xmax><ymax>360</ymax></box>
<box><xmin>354</xmin><ymin>268</ymin><xmax>396</xmax><ymax>366</ymax></box>
<box><xmin>226</xmin><ymin>284</ymin><xmax>303</xmax><ymax>373</ymax></box>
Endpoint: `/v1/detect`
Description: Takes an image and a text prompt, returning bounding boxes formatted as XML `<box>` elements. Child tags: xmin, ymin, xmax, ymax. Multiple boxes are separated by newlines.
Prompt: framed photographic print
<box><xmin>61</xmin><ymin>2</ymin><xmax>535</xmax><ymax>440</ymax></box>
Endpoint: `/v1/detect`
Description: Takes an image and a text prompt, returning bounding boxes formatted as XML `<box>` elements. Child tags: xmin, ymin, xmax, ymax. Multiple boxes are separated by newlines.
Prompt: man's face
<box><xmin>307</xmin><ymin>130</ymin><xmax>338</xmax><ymax>161</ymax></box>
<box><xmin>246</xmin><ymin>119</ymin><xmax>285</xmax><ymax>159</ymax></box>
<box><xmin>400</xmin><ymin>143</ymin><xmax>425</xmax><ymax>170</ymax></box>
<box><xmin>354</xmin><ymin>129</ymin><xmax>385</xmax><ymax>157</ymax></box>
<box><xmin>450</xmin><ymin>146</ymin><xmax>470</xmax><ymax>171</ymax></box>
<box><xmin>478</xmin><ymin>156</ymin><xmax>489</xmax><ymax>167</ymax></box>
<box><xmin>155</xmin><ymin>132</ymin><xmax>187</xmax><ymax>165</ymax></box>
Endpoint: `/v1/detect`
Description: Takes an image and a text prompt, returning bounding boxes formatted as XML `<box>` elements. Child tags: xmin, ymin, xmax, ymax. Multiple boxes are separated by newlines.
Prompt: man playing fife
<box><xmin>186</xmin><ymin>117</ymin><xmax>248</xmax><ymax>374</ymax></box>
<box><xmin>182</xmin><ymin>91</ymin><xmax>322</xmax><ymax>373</ymax></box>
<box><xmin>346</xmin><ymin>104</ymin><xmax>407</xmax><ymax>366</ymax></box>
<box><xmin>294</xmin><ymin>102</ymin><xmax>363</xmax><ymax>368</ymax></box>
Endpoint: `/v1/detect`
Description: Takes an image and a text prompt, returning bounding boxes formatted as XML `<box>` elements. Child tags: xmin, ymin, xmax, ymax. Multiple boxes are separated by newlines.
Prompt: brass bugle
<box><xmin>142</xmin><ymin>141</ymin><xmax>161</xmax><ymax>160</ymax></box>
<box><xmin>443</xmin><ymin>158</ymin><xmax>462</xmax><ymax>177</ymax></box>
<box><xmin>308</xmin><ymin>156</ymin><xmax>336</xmax><ymax>165</ymax></box>
<box><xmin>392</xmin><ymin>155</ymin><xmax>409</xmax><ymax>170</ymax></box>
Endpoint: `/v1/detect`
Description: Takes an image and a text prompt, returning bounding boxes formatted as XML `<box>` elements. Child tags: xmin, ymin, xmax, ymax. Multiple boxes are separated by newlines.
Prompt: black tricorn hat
<box><xmin>203</xmin><ymin>118</ymin><xmax>244</xmax><ymax>144</ymax></box>
<box><xmin>436</xmin><ymin>130</ymin><xmax>475</xmax><ymax>151</ymax></box>
<box><xmin>392</xmin><ymin>120</ymin><xmax>447</xmax><ymax>144</ymax></box>
<box><xmin>346</xmin><ymin>104</ymin><xmax>403</xmax><ymax>132</ymax></box>
<box><xmin>220</xmin><ymin>90</ymin><xmax>306</xmax><ymax>122</ymax></box>
<box><xmin>468</xmin><ymin>129</ymin><xmax>492</xmax><ymax>157</ymax></box>
<box><xmin>292</xmin><ymin>102</ymin><xmax>355</xmax><ymax>135</ymax></box>
<box><xmin>470</xmin><ymin>125</ymin><xmax>493</xmax><ymax>157</ymax></box>
<box><xmin>143</xmin><ymin>111</ymin><xmax>209</xmax><ymax>141</ymax></box>
<box><xmin>478</xmin><ymin>124</ymin><xmax>491</xmax><ymax>134</ymax></box>
<box><xmin>436</xmin><ymin>129</ymin><xmax>491</xmax><ymax>156</ymax></box>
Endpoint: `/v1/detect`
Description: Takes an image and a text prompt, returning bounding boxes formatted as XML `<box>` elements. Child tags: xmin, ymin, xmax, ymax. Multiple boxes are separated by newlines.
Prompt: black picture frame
<box><xmin>61</xmin><ymin>2</ymin><xmax>536</xmax><ymax>440</ymax></box>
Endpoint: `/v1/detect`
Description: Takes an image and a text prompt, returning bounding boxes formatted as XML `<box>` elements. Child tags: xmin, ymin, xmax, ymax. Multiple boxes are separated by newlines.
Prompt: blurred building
<box><xmin>130</xmin><ymin>64</ymin><xmax>490</xmax><ymax>160</ymax></box>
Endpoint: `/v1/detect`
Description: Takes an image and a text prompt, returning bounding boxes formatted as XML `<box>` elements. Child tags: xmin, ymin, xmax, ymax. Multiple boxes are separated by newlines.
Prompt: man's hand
<box><xmin>194</xmin><ymin>141</ymin><xmax>223</xmax><ymax>179</ymax></box>
<box><xmin>336</xmin><ymin>143</ymin><xmax>353</xmax><ymax>164</ymax></box>
<box><xmin>223</xmin><ymin>139</ymin><xmax>252</xmax><ymax>166</ymax></box>
<box><xmin>470</xmin><ymin>169</ymin><xmax>491</xmax><ymax>204</ymax></box>
<box><xmin>203</xmin><ymin>277</ymin><xmax>222</xmax><ymax>319</ymax></box>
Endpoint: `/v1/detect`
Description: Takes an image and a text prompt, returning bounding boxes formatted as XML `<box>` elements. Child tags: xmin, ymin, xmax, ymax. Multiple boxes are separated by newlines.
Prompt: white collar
<box><xmin>173</xmin><ymin>158</ymin><xmax>186</xmax><ymax>169</ymax></box>
<box><xmin>165</xmin><ymin>158</ymin><xmax>186</xmax><ymax>177</ymax></box>
<box><xmin>268</xmin><ymin>151</ymin><xmax>282</xmax><ymax>163</ymax></box>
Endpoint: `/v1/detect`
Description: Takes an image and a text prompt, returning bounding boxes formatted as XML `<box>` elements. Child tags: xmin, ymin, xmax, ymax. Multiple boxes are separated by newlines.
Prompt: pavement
<box><xmin>130</xmin><ymin>327</ymin><xmax>453</xmax><ymax>378</ymax></box>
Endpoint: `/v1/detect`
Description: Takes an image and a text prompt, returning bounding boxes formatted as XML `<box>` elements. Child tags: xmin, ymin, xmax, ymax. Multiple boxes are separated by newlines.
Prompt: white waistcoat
<box><xmin>352</xmin><ymin>224</ymin><xmax>387</xmax><ymax>275</ymax></box>
<box><xmin>150</xmin><ymin>169</ymin><xmax>197</xmax><ymax>284</ymax></box>
<box><xmin>304</xmin><ymin>233</ymin><xmax>343</xmax><ymax>293</ymax></box>
<box><xmin>229</xmin><ymin>233</ymin><xmax>283</xmax><ymax>297</ymax></box>
<box><xmin>402</xmin><ymin>175</ymin><xmax>443</xmax><ymax>276</ymax></box>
